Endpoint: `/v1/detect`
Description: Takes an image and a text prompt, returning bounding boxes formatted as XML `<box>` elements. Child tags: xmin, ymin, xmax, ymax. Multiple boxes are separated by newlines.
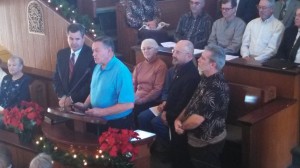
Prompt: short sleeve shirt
<box><xmin>90</xmin><ymin>56</ymin><xmax>134</xmax><ymax>120</ymax></box>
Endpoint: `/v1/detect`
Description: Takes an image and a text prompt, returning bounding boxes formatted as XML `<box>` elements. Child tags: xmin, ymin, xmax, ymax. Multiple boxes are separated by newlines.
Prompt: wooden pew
<box><xmin>116</xmin><ymin>0</ymin><xmax>189</xmax><ymax>65</ymax></box>
<box><xmin>225</xmin><ymin>82</ymin><xmax>297</xmax><ymax>168</ymax></box>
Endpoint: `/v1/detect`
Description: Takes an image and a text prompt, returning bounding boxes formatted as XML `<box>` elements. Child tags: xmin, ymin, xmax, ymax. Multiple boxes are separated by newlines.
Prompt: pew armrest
<box><xmin>238</xmin><ymin>98</ymin><xmax>297</xmax><ymax>126</ymax></box>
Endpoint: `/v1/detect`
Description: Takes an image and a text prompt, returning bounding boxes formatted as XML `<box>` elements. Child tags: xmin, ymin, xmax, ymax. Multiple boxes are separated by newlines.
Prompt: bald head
<box><xmin>172</xmin><ymin>40</ymin><xmax>194</xmax><ymax>65</ymax></box>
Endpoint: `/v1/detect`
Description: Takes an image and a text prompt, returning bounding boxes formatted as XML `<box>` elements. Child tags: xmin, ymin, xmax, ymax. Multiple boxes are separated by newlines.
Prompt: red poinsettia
<box><xmin>98</xmin><ymin>128</ymin><xmax>140</xmax><ymax>161</ymax></box>
<box><xmin>3</xmin><ymin>101</ymin><xmax>43</xmax><ymax>133</ymax></box>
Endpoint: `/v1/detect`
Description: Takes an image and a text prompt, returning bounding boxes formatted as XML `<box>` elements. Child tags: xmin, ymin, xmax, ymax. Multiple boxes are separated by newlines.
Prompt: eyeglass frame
<box><xmin>220</xmin><ymin>7</ymin><xmax>234</xmax><ymax>12</ymax></box>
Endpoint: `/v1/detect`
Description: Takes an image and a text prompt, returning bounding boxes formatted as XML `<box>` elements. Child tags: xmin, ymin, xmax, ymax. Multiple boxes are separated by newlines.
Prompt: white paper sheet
<box><xmin>226</xmin><ymin>55</ymin><xmax>239</xmax><ymax>61</ymax></box>
<box><xmin>161</xmin><ymin>42</ymin><xmax>176</xmax><ymax>48</ymax></box>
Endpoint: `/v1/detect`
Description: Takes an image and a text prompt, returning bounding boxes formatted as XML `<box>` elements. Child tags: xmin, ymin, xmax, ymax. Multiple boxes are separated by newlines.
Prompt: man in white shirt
<box><xmin>240</xmin><ymin>0</ymin><xmax>284</xmax><ymax>61</ymax></box>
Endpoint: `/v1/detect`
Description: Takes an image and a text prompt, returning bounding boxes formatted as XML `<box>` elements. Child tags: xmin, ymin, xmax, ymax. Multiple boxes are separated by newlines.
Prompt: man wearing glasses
<box><xmin>174</xmin><ymin>0</ymin><xmax>212</xmax><ymax>49</ymax></box>
<box><xmin>240</xmin><ymin>0</ymin><xmax>284</xmax><ymax>61</ymax></box>
<box><xmin>208</xmin><ymin>0</ymin><xmax>246</xmax><ymax>55</ymax></box>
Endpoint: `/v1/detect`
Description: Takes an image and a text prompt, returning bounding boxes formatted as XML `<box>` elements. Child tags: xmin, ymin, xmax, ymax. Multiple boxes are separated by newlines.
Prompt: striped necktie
<box><xmin>69</xmin><ymin>53</ymin><xmax>75</xmax><ymax>79</ymax></box>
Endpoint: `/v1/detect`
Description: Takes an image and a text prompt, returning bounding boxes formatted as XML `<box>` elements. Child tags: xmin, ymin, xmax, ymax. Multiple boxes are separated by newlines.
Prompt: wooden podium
<box><xmin>43</xmin><ymin>107</ymin><xmax>155</xmax><ymax>168</ymax></box>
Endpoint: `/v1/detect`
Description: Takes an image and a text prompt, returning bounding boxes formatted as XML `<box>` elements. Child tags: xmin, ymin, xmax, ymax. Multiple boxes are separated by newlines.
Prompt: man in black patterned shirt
<box><xmin>175</xmin><ymin>45</ymin><xmax>230</xmax><ymax>168</ymax></box>
<box><xmin>174</xmin><ymin>0</ymin><xmax>213</xmax><ymax>49</ymax></box>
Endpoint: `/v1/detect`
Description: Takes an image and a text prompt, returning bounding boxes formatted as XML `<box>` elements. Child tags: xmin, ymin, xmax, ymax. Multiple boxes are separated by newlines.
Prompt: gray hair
<box><xmin>141</xmin><ymin>39</ymin><xmax>159</xmax><ymax>52</ymax></box>
<box><xmin>8</xmin><ymin>55</ymin><xmax>24</xmax><ymax>66</ymax></box>
<box><xmin>29</xmin><ymin>153</ymin><xmax>52</xmax><ymax>168</ymax></box>
<box><xmin>204</xmin><ymin>45</ymin><xmax>226</xmax><ymax>71</ymax></box>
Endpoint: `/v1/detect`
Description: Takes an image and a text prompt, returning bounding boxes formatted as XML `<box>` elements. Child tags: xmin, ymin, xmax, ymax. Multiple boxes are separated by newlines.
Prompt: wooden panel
<box><xmin>240</xmin><ymin>101</ymin><xmax>298</xmax><ymax>168</ymax></box>
<box><xmin>0</xmin><ymin>0</ymin><xmax>93</xmax><ymax>72</ymax></box>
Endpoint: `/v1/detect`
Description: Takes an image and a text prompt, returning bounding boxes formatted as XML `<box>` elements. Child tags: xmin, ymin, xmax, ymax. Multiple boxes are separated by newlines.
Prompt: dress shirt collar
<box><xmin>260</xmin><ymin>15</ymin><xmax>275</xmax><ymax>23</ymax></box>
<box><xmin>70</xmin><ymin>47</ymin><xmax>83</xmax><ymax>62</ymax></box>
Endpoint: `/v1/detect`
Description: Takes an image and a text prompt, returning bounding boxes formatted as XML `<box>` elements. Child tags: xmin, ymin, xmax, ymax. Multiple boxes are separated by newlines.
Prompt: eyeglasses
<box><xmin>257</xmin><ymin>5</ymin><xmax>270</xmax><ymax>10</ymax></box>
<box><xmin>141</xmin><ymin>47</ymin><xmax>153</xmax><ymax>51</ymax></box>
<box><xmin>221</xmin><ymin>7</ymin><xmax>233</xmax><ymax>12</ymax></box>
<box><xmin>189</xmin><ymin>1</ymin><xmax>201</xmax><ymax>6</ymax></box>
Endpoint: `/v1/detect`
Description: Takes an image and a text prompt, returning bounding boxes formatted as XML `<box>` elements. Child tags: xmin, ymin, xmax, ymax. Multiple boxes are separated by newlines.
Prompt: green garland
<box><xmin>44</xmin><ymin>0</ymin><xmax>103</xmax><ymax>38</ymax></box>
<box><xmin>34</xmin><ymin>136</ymin><xmax>134</xmax><ymax>168</ymax></box>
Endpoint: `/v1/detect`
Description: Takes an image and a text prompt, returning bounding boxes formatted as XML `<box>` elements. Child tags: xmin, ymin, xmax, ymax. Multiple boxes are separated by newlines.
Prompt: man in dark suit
<box><xmin>276</xmin><ymin>8</ymin><xmax>300</xmax><ymax>63</ymax></box>
<box><xmin>53</xmin><ymin>23</ymin><xmax>95</xmax><ymax>107</ymax></box>
<box><xmin>274</xmin><ymin>0</ymin><xmax>300</xmax><ymax>28</ymax></box>
<box><xmin>236</xmin><ymin>0</ymin><xmax>259</xmax><ymax>23</ymax></box>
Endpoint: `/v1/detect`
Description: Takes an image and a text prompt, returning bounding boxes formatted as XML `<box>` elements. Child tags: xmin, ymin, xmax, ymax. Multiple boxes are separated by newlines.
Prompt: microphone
<box><xmin>67</xmin><ymin>68</ymin><xmax>91</xmax><ymax>97</ymax></box>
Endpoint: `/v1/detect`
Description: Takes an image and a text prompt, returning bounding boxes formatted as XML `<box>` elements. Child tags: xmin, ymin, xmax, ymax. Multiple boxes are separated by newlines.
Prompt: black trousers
<box><xmin>188</xmin><ymin>140</ymin><xmax>225</xmax><ymax>168</ymax></box>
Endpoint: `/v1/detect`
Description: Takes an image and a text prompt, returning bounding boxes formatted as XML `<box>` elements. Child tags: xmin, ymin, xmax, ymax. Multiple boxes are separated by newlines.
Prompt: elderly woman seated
<box><xmin>132</xmin><ymin>39</ymin><xmax>167</xmax><ymax>124</ymax></box>
<box><xmin>0</xmin><ymin>56</ymin><xmax>31</xmax><ymax>110</ymax></box>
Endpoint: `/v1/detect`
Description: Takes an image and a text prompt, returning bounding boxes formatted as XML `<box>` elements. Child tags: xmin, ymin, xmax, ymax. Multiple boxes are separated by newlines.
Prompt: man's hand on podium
<box><xmin>59</xmin><ymin>96</ymin><xmax>73</xmax><ymax>107</ymax></box>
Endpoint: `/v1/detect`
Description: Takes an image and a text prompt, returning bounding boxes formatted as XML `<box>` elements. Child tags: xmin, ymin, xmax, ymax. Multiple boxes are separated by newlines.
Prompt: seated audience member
<box><xmin>276</xmin><ymin>8</ymin><xmax>300</xmax><ymax>63</ymax></box>
<box><xmin>208</xmin><ymin>0</ymin><xmax>246</xmax><ymax>55</ymax></box>
<box><xmin>175</xmin><ymin>44</ymin><xmax>229</xmax><ymax>168</ymax></box>
<box><xmin>0</xmin><ymin>59</ymin><xmax>7</xmax><ymax>86</ymax></box>
<box><xmin>138</xmin><ymin>40</ymin><xmax>201</xmax><ymax>168</ymax></box>
<box><xmin>0</xmin><ymin>143</ymin><xmax>12</xmax><ymax>168</ymax></box>
<box><xmin>124</xmin><ymin>0</ymin><xmax>161</xmax><ymax>29</ymax></box>
<box><xmin>132</xmin><ymin>39</ymin><xmax>167</xmax><ymax>121</ymax></box>
<box><xmin>0</xmin><ymin>56</ymin><xmax>31</xmax><ymax>109</ymax></box>
<box><xmin>74</xmin><ymin>36</ymin><xmax>134</xmax><ymax>134</ymax></box>
<box><xmin>240</xmin><ymin>0</ymin><xmax>284</xmax><ymax>61</ymax></box>
<box><xmin>217</xmin><ymin>0</ymin><xmax>259</xmax><ymax>23</ymax></box>
<box><xmin>29</xmin><ymin>153</ymin><xmax>52</xmax><ymax>168</ymax></box>
<box><xmin>174</xmin><ymin>0</ymin><xmax>213</xmax><ymax>49</ymax></box>
<box><xmin>274</xmin><ymin>0</ymin><xmax>300</xmax><ymax>28</ymax></box>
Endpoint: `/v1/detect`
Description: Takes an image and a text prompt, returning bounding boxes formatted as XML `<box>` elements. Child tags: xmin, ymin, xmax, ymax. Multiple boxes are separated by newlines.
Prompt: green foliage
<box><xmin>45</xmin><ymin>0</ymin><xmax>103</xmax><ymax>37</ymax></box>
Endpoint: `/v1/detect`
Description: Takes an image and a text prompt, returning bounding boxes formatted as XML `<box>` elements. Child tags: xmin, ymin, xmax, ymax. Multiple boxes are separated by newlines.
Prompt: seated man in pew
<box><xmin>240</xmin><ymin>0</ymin><xmax>284</xmax><ymax>61</ymax></box>
<box><xmin>74</xmin><ymin>36</ymin><xmax>135</xmax><ymax>134</ymax></box>
<box><xmin>174</xmin><ymin>0</ymin><xmax>213</xmax><ymax>49</ymax></box>
<box><xmin>208</xmin><ymin>0</ymin><xmax>246</xmax><ymax>55</ymax></box>
<box><xmin>276</xmin><ymin>7</ymin><xmax>300</xmax><ymax>64</ymax></box>
<box><xmin>175</xmin><ymin>45</ymin><xmax>230</xmax><ymax>168</ymax></box>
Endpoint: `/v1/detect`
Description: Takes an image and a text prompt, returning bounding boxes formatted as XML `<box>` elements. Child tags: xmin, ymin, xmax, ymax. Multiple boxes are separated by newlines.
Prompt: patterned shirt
<box><xmin>0</xmin><ymin>74</ymin><xmax>31</xmax><ymax>108</ymax></box>
<box><xmin>183</xmin><ymin>72</ymin><xmax>229</xmax><ymax>146</ymax></box>
<box><xmin>174</xmin><ymin>11</ymin><xmax>213</xmax><ymax>49</ymax></box>
<box><xmin>125</xmin><ymin>0</ymin><xmax>161</xmax><ymax>28</ymax></box>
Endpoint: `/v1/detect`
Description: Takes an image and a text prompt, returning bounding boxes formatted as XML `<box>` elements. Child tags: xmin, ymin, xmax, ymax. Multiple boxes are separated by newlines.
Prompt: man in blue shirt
<box><xmin>75</xmin><ymin>36</ymin><xmax>134</xmax><ymax>133</ymax></box>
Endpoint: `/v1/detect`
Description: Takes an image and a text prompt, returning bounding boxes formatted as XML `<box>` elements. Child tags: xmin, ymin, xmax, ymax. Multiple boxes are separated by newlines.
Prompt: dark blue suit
<box><xmin>53</xmin><ymin>44</ymin><xmax>95</xmax><ymax>103</ymax></box>
<box><xmin>276</xmin><ymin>26</ymin><xmax>299</xmax><ymax>62</ymax></box>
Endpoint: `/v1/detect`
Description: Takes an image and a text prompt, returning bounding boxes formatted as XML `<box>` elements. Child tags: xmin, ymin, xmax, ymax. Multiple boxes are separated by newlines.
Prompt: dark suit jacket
<box><xmin>273</xmin><ymin>0</ymin><xmax>300</xmax><ymax>28</ymax></box>
<box><xmin>236</xmin><ymin>0</ymin><xmax>259</xmax><ymax>23</ymax></box>
<box><xmin>53</xmin><ymin>44</ymin><xmax>95</xmax><ymax>103</ymax></box>
<box><xmin>165</xmin><ymin>60</ymin><xmax>201</xmax><ymax>123</ymax></box>
<box><xmin>276</xmin><ymin>25</ymin><xmax>298</xmax><ymax>61</ymax></box>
